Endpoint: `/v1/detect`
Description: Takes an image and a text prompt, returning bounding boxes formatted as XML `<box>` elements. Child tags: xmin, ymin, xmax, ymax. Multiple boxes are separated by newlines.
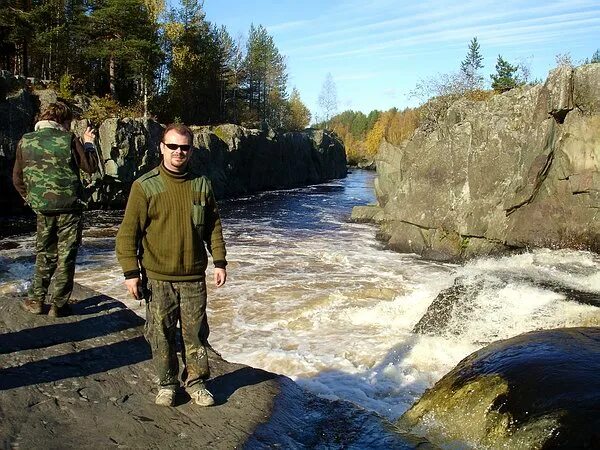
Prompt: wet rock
<box><xmin>412</xmin><ymin>277</ymin><xmax>483</xmax><ymax>335</ymax></box>
<box><xmin>350</xmin><ymin>205</ymin><xmax>384</xmax><ymax>223</ymax></box>
<box><xmin>397</xmin><ymin>327</ymin><xmax>600</xmax><ymax>449</ymax></box>
<box><xmin>414</xmin><ymin>274</ymin><xmax>600</xmax><ymax>337</ymax></box>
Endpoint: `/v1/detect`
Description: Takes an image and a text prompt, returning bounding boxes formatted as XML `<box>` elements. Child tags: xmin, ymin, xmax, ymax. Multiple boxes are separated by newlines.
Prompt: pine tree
<box><xmin>590</xmin><ymin>49</ymin><xmax>600</xmax><ymax>64</ymax></box>
<box><xmin>83</xmin><ymin>0</ymin><xmax>161</xmax><ymax>101</ymax></box>
<box><xmin>214</xmin><ymin>26</ymin><xmax>244</xmax><ymax>123</ymax></box>
<box><xmin>160</xmin><ymin>1</ymin><xmax>222</xmax><ymax>123</ymax></box>
<box><xmin>490</xmin><ymin>55</ymin><xmax>520</xmax><ymax>93</ymax></box>
<box><xmin>0</xmin><ymin>0</ymin><xmax>33</xmax><ymax>76</ymax></box>
<box><xmin>460</xmin><ymin>37</ymin><xmax>484</xmax><ymax>89</ymax></box>
<box><xmin>243</xmin><ymin>24</ymin><xmax>288</xmax><ymax>127</ymax></box>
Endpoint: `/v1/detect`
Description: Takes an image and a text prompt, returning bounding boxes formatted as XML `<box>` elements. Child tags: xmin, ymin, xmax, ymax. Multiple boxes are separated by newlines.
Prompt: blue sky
<box><xmin>199</xmin><ymin>0</ymin><xmax>600</xmax><ymax>118</ymax></box>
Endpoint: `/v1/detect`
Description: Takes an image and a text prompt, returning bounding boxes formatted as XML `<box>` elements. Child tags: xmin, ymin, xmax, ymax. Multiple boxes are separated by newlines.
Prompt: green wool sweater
<box><xmin>115</xmin><ymin>164</ymin><xmax>227</xmax><ymax>281</ymax></box>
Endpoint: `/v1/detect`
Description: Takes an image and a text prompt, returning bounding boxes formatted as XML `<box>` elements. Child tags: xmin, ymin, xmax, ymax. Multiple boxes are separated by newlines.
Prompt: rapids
<box><xmin>1</xmin><ymin>169</ymin><xmax>598</xmax><ymax>423</ymax></box>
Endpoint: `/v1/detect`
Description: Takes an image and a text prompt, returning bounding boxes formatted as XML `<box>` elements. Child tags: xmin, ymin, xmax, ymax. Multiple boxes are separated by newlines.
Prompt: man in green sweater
<box><xmin>115</xmin><ymin>123</ymin><xmax>227</xmax><ymax>407</ymax></box>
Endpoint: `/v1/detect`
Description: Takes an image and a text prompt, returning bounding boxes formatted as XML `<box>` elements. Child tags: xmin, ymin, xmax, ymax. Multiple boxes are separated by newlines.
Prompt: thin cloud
<box><xmin>335</xmin><ymin>72</ymin><xmax>380</xmax><ymax>81</ymax></box>
<box><xmin>267</xmin><ymin>19</ymin><xmax>312</xmax><ymax>32</ymax></box>
<box><xmin>292</xmin><ymin>12</ymin><xmax>600</xmax><ymax>62</ymax></box>
<box><xmin>283</xmin><ymin>1</ymin><xmax>599</xmax><ymax>55</ymax></box>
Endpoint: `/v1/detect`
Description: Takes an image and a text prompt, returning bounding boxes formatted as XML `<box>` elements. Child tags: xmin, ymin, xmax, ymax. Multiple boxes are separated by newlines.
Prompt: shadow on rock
<box><xmin>0</xmin><ymin>335</ymin><xmax>151</xmax><ymax>390</ymax></box>
<box><xmin>0</xmin><ymin>296</ymin><xmax>143</xmax><ymax>354</ymax></box>
<box><xmin>208</xmin><ymin>366</ymin><xmax>279</xmax><ymax>405</ymax></box>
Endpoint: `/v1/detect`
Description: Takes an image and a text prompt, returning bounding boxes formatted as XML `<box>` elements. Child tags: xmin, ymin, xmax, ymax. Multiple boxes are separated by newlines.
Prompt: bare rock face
<box><xmin>397</xmin><ymin>327</ymin><xmax>600</xmax><ymax>449</ymax></box>
<box><xmin>0</xmin><ymin>86</ymin><xmax>39</xmax><ymax>214</ymax></box>
<box><xmin>369</xmin><ymin>63</ymin><xmax>600</xmax><ymax>260</ymax></box>
<box><xmin>189</xmin><ymin>125</ymin><xmax>347</xmax><ymax>199</ymax></box>
<box><xmin>4</xmin><ymin>114</ymin><xmax>346</xmax><ymax>209</ymax></box>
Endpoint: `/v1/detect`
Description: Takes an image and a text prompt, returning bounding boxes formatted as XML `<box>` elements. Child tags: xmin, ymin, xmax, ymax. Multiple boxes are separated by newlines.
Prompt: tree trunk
<box><xmin>143</xmin><ymin>77</ymin><xmax>148</xmax><ymax>120</ymax></box>
<box><xmin>22</xmin><ymin>40</ymin><xmax>28</xmax><ymax>77</ymax></box>
<box><xmin>109</xmin><ymin>55</ymin><xmax>116</xmax><ymax>97</ymax></box>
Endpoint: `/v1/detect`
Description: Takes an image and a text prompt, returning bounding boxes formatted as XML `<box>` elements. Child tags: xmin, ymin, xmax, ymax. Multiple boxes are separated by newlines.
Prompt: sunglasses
<box><xmin>163</xmin><ymin>142</ymin><xmax>192</xmax><ymax>152</ymax></box>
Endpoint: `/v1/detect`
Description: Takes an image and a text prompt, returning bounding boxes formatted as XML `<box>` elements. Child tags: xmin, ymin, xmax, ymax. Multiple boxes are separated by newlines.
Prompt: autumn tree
<box><xmin>282</xmin><ymin>87</ymin><xmax>310</xmax><ymax>130</ymax></box>
<box><xmin>364</xmin><ymin>116</ymin><xmax>386</xmax><ymax>157</ymax></box>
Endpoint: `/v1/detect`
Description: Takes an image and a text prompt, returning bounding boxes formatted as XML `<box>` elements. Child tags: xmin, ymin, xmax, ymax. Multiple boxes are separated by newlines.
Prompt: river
<box><xmin>1</xmin><ymin>169</ymin><xmax>599</xmax><ymax>425</ymax></box>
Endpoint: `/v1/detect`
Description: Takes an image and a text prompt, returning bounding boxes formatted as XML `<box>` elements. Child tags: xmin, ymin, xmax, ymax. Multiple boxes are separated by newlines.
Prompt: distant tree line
<box><xmin>0</xmin><ymin>0</ymin><xmax>311</xmax><ymax>130</ymax></box>
<box><xmin>318</xmin><ymin>107</ymin><xmax>421</xmax><ymax>164</ymax></box>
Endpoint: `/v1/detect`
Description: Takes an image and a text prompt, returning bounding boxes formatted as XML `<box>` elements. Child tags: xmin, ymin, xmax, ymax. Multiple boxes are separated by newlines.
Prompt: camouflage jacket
<box><xmin>12</xmin><ymin>123</ymin><xmax>98</xmax><ymax>213</ymax></box>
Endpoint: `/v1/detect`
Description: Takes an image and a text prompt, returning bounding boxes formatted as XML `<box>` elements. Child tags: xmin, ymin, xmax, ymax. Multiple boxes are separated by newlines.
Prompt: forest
<box><xmin>3</xmin><ymin>3</ymin><xmax>599</xmax><ymax>163</ymax></box>
<box><xmin>0</xmin><ymin>0</ymin><xmax>311</xmax><ymax>130</ymax></box>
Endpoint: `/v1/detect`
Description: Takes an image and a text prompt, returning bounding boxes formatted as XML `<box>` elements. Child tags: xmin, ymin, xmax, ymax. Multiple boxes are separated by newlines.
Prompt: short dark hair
<box><xmin>162</xmin><ymin>123</ymin><xmax>194</xmax><ymax>144</ymax></box>
<box><xmin>39</xmin><ymin>101</ymin><xmax>73</xmax><ymax>124</ymax></box>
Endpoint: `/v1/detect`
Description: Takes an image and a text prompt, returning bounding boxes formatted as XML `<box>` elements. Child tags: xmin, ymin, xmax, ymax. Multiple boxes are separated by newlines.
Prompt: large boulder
<box><xmin>368</xmin><ymin>63</ymin><xmax>600</xmax><ymax>260</ymax></box>
<box><xmin>397</xmin><ymin>327</ymin><xmax>600</xmax><ymax>449</ymax></box>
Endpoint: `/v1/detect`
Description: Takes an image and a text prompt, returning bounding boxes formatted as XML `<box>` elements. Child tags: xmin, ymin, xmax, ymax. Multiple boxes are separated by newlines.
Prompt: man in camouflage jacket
<box><xmin>13</xmin><ymin>101</ymin><xmax>99</xmax><ymax>317</ymax></box>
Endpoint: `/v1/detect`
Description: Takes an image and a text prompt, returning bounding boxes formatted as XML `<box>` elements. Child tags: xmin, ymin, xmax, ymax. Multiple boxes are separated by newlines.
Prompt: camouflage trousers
<box><xmin>144</xmin><ymin>278</ymin><xmax>210</xmax><ymax>392</ymax></box>
<box><xmin>32</xmin><ymin>212</ymin><xmax>83</xmax><ymax>307</ymax></box>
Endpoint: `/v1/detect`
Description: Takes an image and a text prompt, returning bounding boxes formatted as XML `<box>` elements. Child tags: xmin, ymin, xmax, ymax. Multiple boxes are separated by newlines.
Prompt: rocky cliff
<box><xmin>73</xmin><ymin>120</ymin><xmax>346</xmax><ymax>207</ymax></box>
<box><xmin>0</xmin><ymin>87</ymin><xmax>347</xmax><ymax>212</ymax></box>
<box><xmin>355</xmin><ymin>64</ymin><xmax>600</xmax><ymax>260</ymax></box>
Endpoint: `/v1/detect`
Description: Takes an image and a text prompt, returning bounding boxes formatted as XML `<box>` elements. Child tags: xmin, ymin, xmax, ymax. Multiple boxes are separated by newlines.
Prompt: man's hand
<box><xmin>83</xmin><ymin>126</ymin><xmax>96</xmax><ymax>144</ymax></box>
<box><xmin>214</xmin><ymin>268</ymin><xmax>227</xmax><ymax>287</ymax></box>
<box><xmin>124</xmin><ymin>277</ymin><xmax>142</xmax><ymax>300</ymax></box>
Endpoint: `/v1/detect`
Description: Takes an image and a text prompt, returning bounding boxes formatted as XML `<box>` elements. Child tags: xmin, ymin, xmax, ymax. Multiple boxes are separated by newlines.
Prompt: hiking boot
<box><xmin>190</xmin><ymin>387</ymin><xmax>214</xmax><ymax>407</ymax></box>
<box><xmin>48</xmin><ymin>304</ymin><xmax>72</xmax><ymax>318</ymax></box>
<box><xmin>155</xmin><ymin>388</ymin><xmax>175</xmax><ymax>407</ymax></box>
<box><xmin>21</xmin><ymin>299</ymin><xmax>43</xmax><ymax>314</ymax></box>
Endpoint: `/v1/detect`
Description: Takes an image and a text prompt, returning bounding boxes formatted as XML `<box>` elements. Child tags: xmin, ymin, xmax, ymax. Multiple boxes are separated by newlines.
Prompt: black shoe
<box><xmin>48</xmin><ymin>304</ymin><xmax>72</xmax><ymax>318</ymax></box>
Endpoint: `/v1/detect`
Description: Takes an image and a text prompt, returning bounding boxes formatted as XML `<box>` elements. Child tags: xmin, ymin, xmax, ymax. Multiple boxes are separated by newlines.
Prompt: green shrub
<box><xmin>82</xmin><ymin>96</ymin><xmax>145</xmax><ymax>124</ymax></box>
<box><xmin>58</xmin><ymin>74</ymin><xmax>74</xmax><ymax>99</ymax></box>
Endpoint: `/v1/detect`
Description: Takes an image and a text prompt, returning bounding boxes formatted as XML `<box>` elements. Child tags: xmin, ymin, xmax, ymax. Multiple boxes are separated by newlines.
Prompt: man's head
<box><xmin>160</xmin><ymin>123</ymin><xmax>194</xmax><ymax>173</ymax></box>
<box><xmin>39</xmin><ymin>101</ymin><xmax>73</xmax><ymax>129</ymax></box>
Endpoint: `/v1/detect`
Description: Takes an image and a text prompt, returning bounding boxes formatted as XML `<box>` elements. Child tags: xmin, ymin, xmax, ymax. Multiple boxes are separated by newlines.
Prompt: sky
<box><xmin>199</xmin><ymin>0</ymin><xmax>600</xmax><ymax>119</ymax></box>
